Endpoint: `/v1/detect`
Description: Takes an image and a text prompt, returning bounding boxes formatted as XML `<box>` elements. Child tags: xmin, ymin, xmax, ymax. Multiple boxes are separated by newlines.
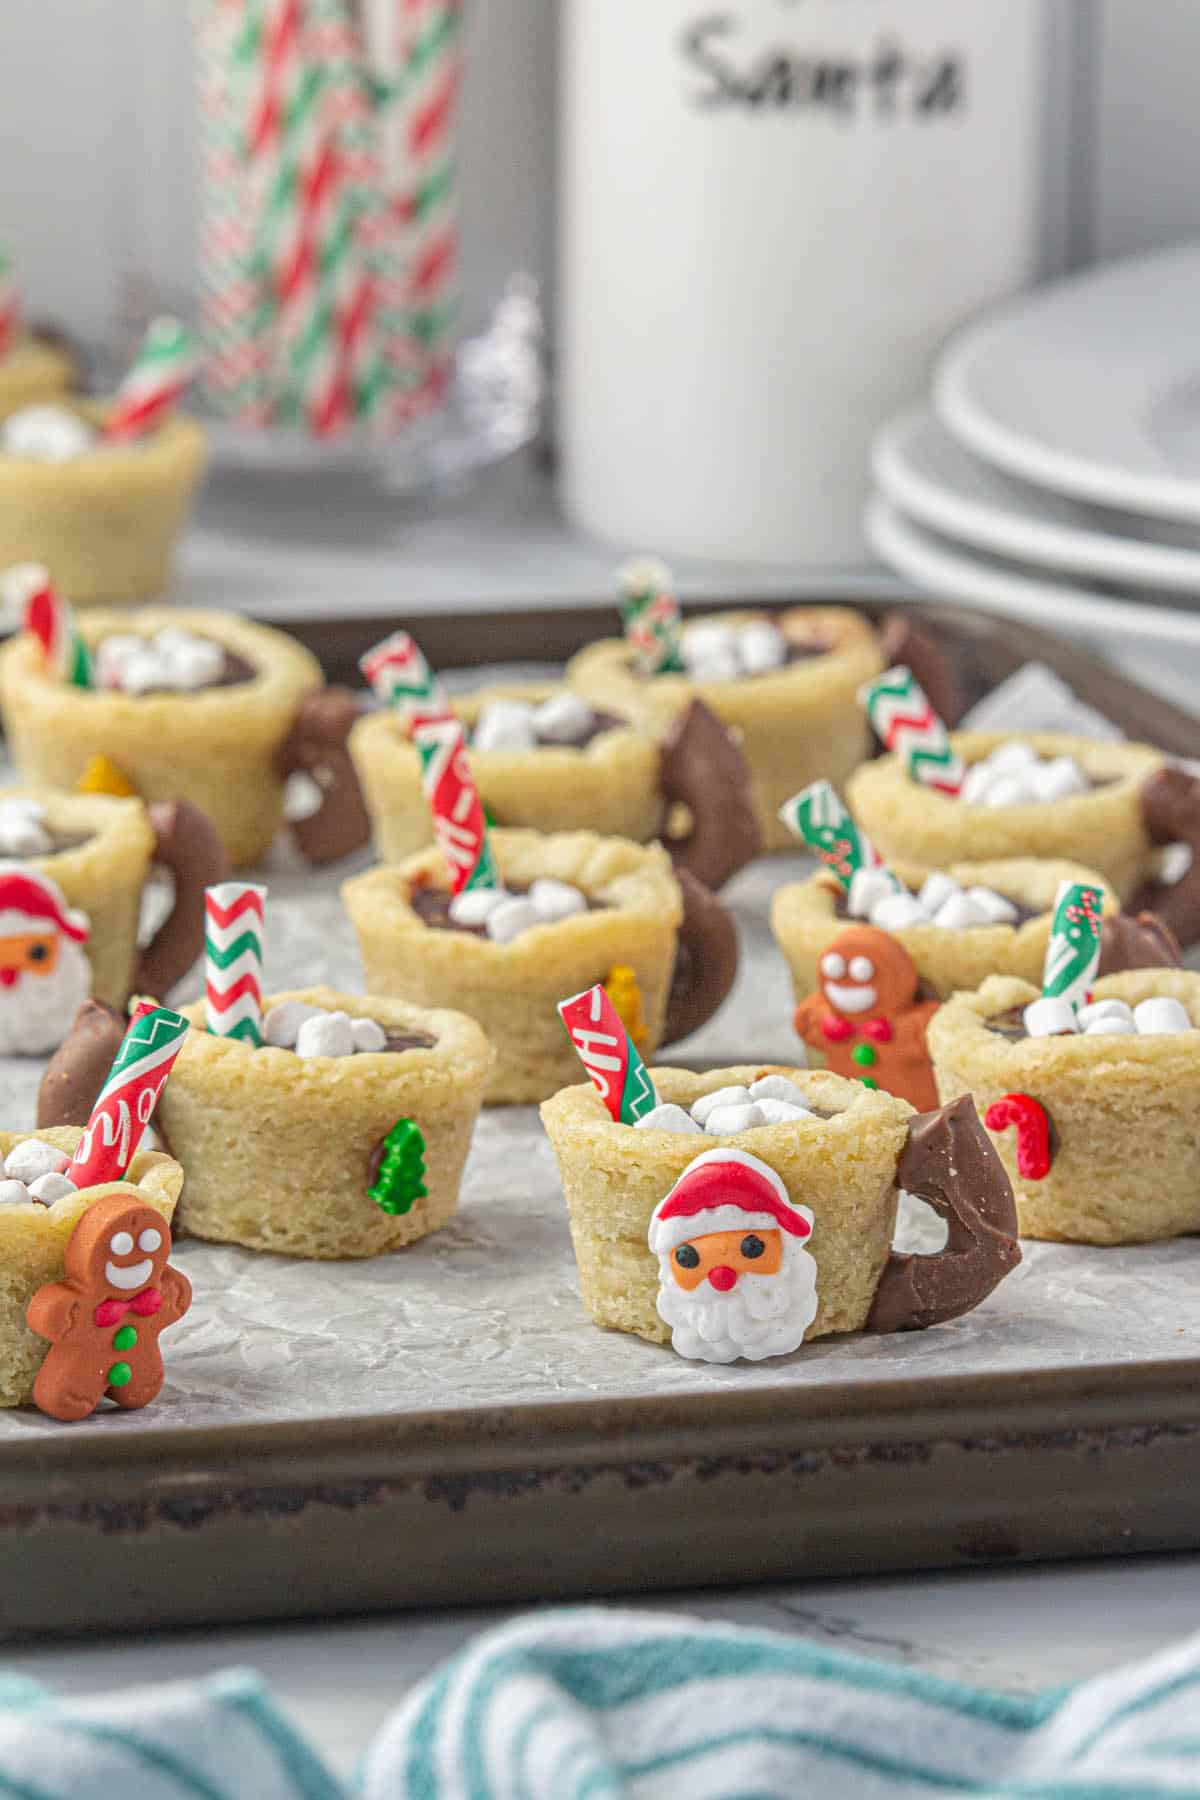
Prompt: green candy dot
<box><xmin>859</xmin><ymin>1076</ymin><xmax>879</xmax><ymax>1090</ymax></box>
<box><xmin>851</xmin><ymin>1042</ymin><xmax>876</xmax><ymax>1067</ymax></box>
<box><xmin>107</xmin><ymin>1361</ymin><xmax>132</xmax><ymax>1388</ymax></box>
<box><xmin>112</xmin><ymin>1325</ymin><xmax>137</xmax><ymax>1351</ymax></box>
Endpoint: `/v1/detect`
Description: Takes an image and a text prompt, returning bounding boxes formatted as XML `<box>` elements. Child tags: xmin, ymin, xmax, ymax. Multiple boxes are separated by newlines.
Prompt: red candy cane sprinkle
<box><xmin>984</xmin><ymin>1092</ymin><xmax>1052</xmax><ymax>1181</ymax></box>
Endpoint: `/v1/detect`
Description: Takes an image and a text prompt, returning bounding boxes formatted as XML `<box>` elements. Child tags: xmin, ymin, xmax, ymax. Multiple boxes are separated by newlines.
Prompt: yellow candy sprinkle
<box><xmin>78</xmin><ymin>754</ymin><xmax>136</xmax><ymax>798</ymax></box>
<box><xmin>604</xmin><ymin>964</ymin><xmax>649</xmax><ymax>1052</ymax></box>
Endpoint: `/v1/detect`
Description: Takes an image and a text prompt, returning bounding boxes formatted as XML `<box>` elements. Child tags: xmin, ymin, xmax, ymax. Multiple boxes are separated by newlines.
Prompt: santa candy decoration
<box><xmin>0</xmin><ymin>868</ymin><xmax>91</xmax><ymax>1056</ymax></box>
<box><xmin>649</xmin><ymin>1148</ymin><xmax>817</xmax><ymax>1364</ymax></box>
<box><xmin>793</xmin><ymin>924</ymin><xmax>939</xmax><ymax>1111</ymax></box>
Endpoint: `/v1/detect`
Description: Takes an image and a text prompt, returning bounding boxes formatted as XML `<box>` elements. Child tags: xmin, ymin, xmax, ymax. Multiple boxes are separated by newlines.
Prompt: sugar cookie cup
<box><xmin>343</xmin><ymin>829</ymin><xmax>736</xmax><ymax>1105</ymax></box>
<box><xmin>540</xmin><ymin>1066</ymin><xmax>1018</xmax><ymax>1348</ymax></box>
<box><xmin>0</xmin><ymin>787</ymin><xmax>227</xmax><ymax>1008</ymax></box>
<box><xmin>0</xmin><ymin>1130</ymin><xmax>182</xmax><ymax>1408</ymax></box>
<box><xmin>0</xmin><ymin>334</ymin><xmax>76</xmax><ymax>420</ymax></box>
<box><xmin>771</xmin><ymin>857</ymin><xmax>1117</xmax><ymax>1005</ymax></box>
<box><xmin>567</xmin><ymin>607</ymin><xmax>883</xmax><ymax>853</ymax></box>
<box><xmin>350</xmin><ymin>683</ymin><xmax>662</xmax><ymax>865</ymax></box>
<box><xmin>0</xmin><ymin>399</ymin><xmax>207</xmax><ymax>602</ymax></box>
<box><xmin>928</xmin><ymin>970</ymin><xmax>1200</xmax><ymax>1244</ymax></box>
<box><xmin>0</xmin><ymin>608</ymin><xmax>366</xmax><ymax>868</ymax></box>
<box><xmin>157</xmin><ymin>987</ymin><xmax>493</xmax><ymax>1260</ymax></box>
<box><xmin>847</xmin><ymin>733</ymin><xmax>1164</xmax><ymax>902</ymax></box>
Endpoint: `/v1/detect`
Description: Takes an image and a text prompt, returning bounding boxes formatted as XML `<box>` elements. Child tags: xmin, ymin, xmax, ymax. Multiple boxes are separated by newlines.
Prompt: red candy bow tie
<box><xmin>821</xmin><ymin>1015</ymin><xmax>893</xmax><ymax>1044</ymax></box>
<box><xmin>93</xmin><ymin>1288</ymin><xmax>162</xmax><ymax>1328</ymax></box>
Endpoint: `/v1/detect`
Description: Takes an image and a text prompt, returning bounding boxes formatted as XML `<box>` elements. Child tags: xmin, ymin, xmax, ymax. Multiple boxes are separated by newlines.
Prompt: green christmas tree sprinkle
<box><xmin>369</xmin><ymin>1118</ymin><xmax>427</xmax><ymax>1215</ymax></box>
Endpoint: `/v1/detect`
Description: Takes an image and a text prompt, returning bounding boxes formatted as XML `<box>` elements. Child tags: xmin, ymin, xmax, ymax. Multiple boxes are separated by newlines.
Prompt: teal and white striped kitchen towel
<box><xmin>5</xmin><ymin>1606</ymin><xmax>1200</xmax><ymax>1798</ymax></box>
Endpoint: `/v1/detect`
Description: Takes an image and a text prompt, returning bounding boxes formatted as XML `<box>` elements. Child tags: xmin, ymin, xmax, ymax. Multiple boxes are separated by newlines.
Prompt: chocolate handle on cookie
<box><xmin>37</xmin><ymin>999</ymin><xmax>126</xmax><ymax>1129</ymax></box>
<box><xmin>660</xmin><ymin>868</ymin><xmax>739</xmax><ymax>1047</ymax></box>
<box><xmin>658</xmin><ymin>699</ymin><xmax>762</xmax><ymax>892</ymax></box>
<box><xmin>1130</xmin><ymin>767</ymin><xmax>1200</xmax><ymax>949</ymax></box>
<box><xmin>279</xmin><ymin>688</ymin><xmax>373</xmax><ymax>866</ymax></box>
<box><xmin>135</xmin><ymin>800</ymin><xmax>230</xmax><ymax>998</ymax></box>
<box><xmin>867</xmin><ymin>1095</ymin><xmax>1021</xmax><ymax>1335</ymax></box>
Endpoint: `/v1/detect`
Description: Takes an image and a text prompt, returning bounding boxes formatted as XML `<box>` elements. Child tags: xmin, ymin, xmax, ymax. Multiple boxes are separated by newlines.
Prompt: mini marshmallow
<box><xmin>934</xmin><ymin>892</ymin><xmax>992</xmax><ymax>930</ymax></box>
<box><xmin>847</xmin><ymin>868</ymin><xmax>898</xmax><ymax>920</ymax></box>
<box><xmin>471</xmin><ymin>698</ymin><xmax>538</xmax><ymax>754</ymax></box>
<box><xmin>982</xmin><ymin>775</ymin><xmax>1032</xmax><ymax>808</ymax></box>
<box><xmin>1133</xmin><ymin>997</ymin><xmax>1194</xmax><ymax>1036</ymax></box>
<box><xmin>1076</xmin><ymin>999</ymin><xmax>1133</xmax><ymax>1029</ymax></box>
<box><xmin>684</xmin><ymin>622</ymin><xmax>739</xmax><ymax>663</ymax></box>
<box><xmin>263</xmin><ymin>1000</ymin><xmax>325</xmax><ymax>1048</ymax></box>
<box><xmin>1082</xmin><ymin>1013</ymin><xmax>1137</xmax><ymax>1036</ymax></box>
<box><xmin>350</xmin><ymin>1017</ymin><xmax>388</xmax><ymax>1053</ymax></box>
<box><xmin>871</xmin><ymin>893</ymin><xmax>931</xmax><ymax>931</ymax></box>
<box><xmin>0</xmin><ymin>802</ymin><xmax>52</xmax><ymax>857</ymax></box>
<box><xmin>2</xmin><ymin>404</ymin><xmax>95</xmax><ymax>462</ymax></box>
<box><xmin>0</xmin><ymin>1181</ymin><xmax>30</xmax><ymax>1206</ymax></box>
<box><xmin>685</xmin><ymin>647</ymin><xmax>741</xmax><ymax>684</ymax></box>
<box><xmin>119</xmin><ymin>649</ymin><xmax>167</xmax><ymax>696</ymax></box>
<box><xmin>633</xmin><ymin>1103</ymin><xmax>703</xmax><ymax>1134</ymax></box>
<box><xmin>964</xmin><ymin>886</ymin><xmax>1020</xmax><ymax>925</ymax></box>
<box><xmin>703</xmin><ymin>1102</ymin><xmax>766</xmax><ymax>1135</ymax></box>
<box><xmin>528</xmin><ymin>878</ymin><xmax>588</xmax><ymax>923</ymax></box>
<box><xmin>447</xmin><ymin>887</ymin><xmax>512</xmax><ymax>926</ymax></box>
<box><xmin>917</xmin><ymin>872</ymin><xmax>961</xmax><ymax>914</ymax></box>
<box><xmin>94</xmin><ymin>633</ymin><xmax>146</xmax><ymax>689</ymax></box>
<box><xmin>1028</xmin><ymin>756</ymin><xmax>1089</xmax><ymax>804</ymax></box>
<box><xmin>960</xmin><ymin>764</ymin><xmax>996</xmax><ymax>806</ymax></box>
<box><xmin>754</xmin><ymin>1099</ymin><xmax>814</xmax><ymax>1125</ymax></box>
<box><xmin>691</xmin><ymin>1085</ymin><xmax>754</xmax><ymax>1125</ymax></box>
<box><xmin>737</xmin><ymin>621</ymin><xmax>788</xmax><ymax>674</ymax></box>
<box><xmin>986</xmin><ymin>741</ymin><xmax>1039</xmax><ymax>775</ymax></box>
<box><xmin>530</xmin><ymin>692</ymin><xmax>598</xmax><ymax>744</ymax></box>
<box><xmin>158</xmin><ymin>633</ymin><xmax>226</xmax><ymax>691</ymax></box>
<box><xmin>485</xmin><ymin>897</ymin><xmax>542</xmax><ymax>943</ymax></box>
<box><xmin>295</xmin><ymin>1010</ymin><xmax>357</xmax><ymax>1058</ymax></box>
<box><xmin>748</xmin><ymin>1074</ymin><xmax>809</xmax><ymax>1106</ymax></box>
<box><xmin>4</xmin><ymin>1139</ymin><xmax>70</xmax><ymax>1185</ymax></box>
<box><xmin>1023</xmin><ymin>995</ymin><xmax>1080</xmax><ymax>1038</ymax></box>
<box><xmin>28</xmin><ymin>1172</ymin><xmax>77</xmax><ymax>1205</ymax></box>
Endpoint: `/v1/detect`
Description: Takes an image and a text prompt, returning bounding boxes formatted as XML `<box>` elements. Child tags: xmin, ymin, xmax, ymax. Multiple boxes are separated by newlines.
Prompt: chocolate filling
<box><xmin>409</xmin><ymin>882</ymin><xmax>604</xmax><ymax>936</ymax></box>
<box><xmin>98</xmin><ymin>642</ymin><xmax>257</xmax><ymax>696</ymax></box>
<box><xmin>271</xmin><ymin>1026</ymin><xmax>436</xmax><ymax>1055</ymax></box>
<box><xmin>469</xmin><ymin>706</ymin><xmax>624</xmax><ymax>752</ymax></box>
<box><xmin>632</xmin><ymin>637</ymin><xmax>830</xmax><ymax>680</ymax></box>
<box><xmin>984</xmin><ymin>1004</ymin><xmax>1036</xmax><ymax>1042</ymax></box>
<box><xmin>831</xmin><ymin>889</ymin><xmax>1039</xmax><ymax>929</ymax></box>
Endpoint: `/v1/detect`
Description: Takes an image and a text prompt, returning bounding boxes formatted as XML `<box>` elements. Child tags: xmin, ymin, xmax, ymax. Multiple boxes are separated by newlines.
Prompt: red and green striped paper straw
<box><xmin>558</xmin><ymin>981</ymin><xmax>658</xmax><ymax>1124</ymax></box>
<box><xmin>360</xmin><ymin>629</ymin><xmax>445</xmax><ymax>712</ymax></box>
<box><xmin>12</xmin><ymin>565</ymin><xmax>91</xmax><ymax>689</ymax></box>
<box><xmin>410</xmin><ymin>711</ymin><xmax>498</xmax><ymax>894</ymax></box>
<box><xmin>205</xmin><ymin>882</ymin><xmax>267</xmax><ymax>1043</ymax></box>
<box><xmin>778</xmin><ymin>780</ymin><xmax>895</xmax><ymax>893</ymax></box>
<box><xmin>104</xmin><ymin>317</ymin><xmax>203</xmax><ymax>442</ymax></box>
<box><xmin>860</xmin><ymin>665</ymin><xmax>964</xmax><ymax>796</ymax></box>
<box><xmin>1042</xmin><ymin>880</ymin><xmax>1104</xmax><ymax>1015</ymax></box>
<box><xmin>619</xmin><ymin>557</ymin><xmax>684</xmax><ymax>677</ymax></box>
<box><xmin>0</xmin><ymin>243</ymin><xmax>18</xmax><ymax>361</ymax></box>
<box><xmin>68</xmin><ymin>1004</ymin><xmax>190</xmax><ymax>1188</ymax></box>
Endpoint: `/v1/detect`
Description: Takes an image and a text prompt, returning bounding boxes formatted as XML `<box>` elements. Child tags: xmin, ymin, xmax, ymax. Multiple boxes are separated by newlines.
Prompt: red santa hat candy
<box><xmin>0</xmin><ymin>869</ymin><xmax>89</xmax><ymax>943</ymax></box>
<box><xmin>648</xmin><ymin>1147</ymin><xmax>813</xmax><ymax>1257</ymax></box>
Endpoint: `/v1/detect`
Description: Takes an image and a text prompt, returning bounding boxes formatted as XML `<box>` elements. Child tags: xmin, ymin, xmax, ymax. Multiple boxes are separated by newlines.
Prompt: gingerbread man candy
<box><xmin>27</xmin><ymin>1194</ymin><xmax>191</xmax><ymax>1422</ymax></box>
<box><xmin>794</xmin><ymin>924</ymin><xmax>940</xmax><ymax>1110</ymax></box>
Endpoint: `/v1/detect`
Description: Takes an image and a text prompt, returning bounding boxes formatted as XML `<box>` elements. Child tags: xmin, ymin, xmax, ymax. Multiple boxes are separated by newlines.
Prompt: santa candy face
<box><xmin>0</xmin><ymin>867</ymin><xmax>91</xmax><ymax>1058</ymax></box>
<box><xmin>667</xmin><ymin>1226</ymin><xmax>783</xmax><ymax>1292</ymax></box>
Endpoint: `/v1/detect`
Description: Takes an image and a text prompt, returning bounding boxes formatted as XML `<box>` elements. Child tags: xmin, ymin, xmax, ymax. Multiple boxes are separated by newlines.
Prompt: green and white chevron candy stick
<box><xmin>778</xmin><ymin>781</ymin><xmax>898</xmax><ymax>895</ymax></box>
<box><xmin>1042</xmin><ymin>880</ymin><xmax>1104</xmax><ymax>1014</ymax></box>
<box><xmin>618</xmin><ymin>557</ymin><xmax>684</xmax><ymax>676</ymax></box>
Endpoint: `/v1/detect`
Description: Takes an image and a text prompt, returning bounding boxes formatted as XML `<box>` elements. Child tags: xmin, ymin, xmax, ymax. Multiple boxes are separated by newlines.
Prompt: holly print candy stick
<box><xmin>1042</xmin><ymin>880</ymin><xmax>1104</xmax><ymax>1017</ymax></box>
<box><xmin>205</xmin><ymin>882</ymin><xmax>267</xmax><ymax>1043</ymax></box>
<box><xmin>410</xmin><ymin>711</ymin><xmax>499</xmax><ymax>894</ymax></box>
<box><xmin>68</xmin><ymin>1005</ymin><xmax>190</xmax><ymax>1188</ymax></box>
<box><xmin>10</xmin><ymin>564</ymin><xmax>91</xmax><ymax>688</ymax></box>
<box><xmin>104</xmin><ymin>316</ymin><xmax>203</xmax><ymax>442</ymax></box>
<box><xmin>619</xmin><ymin>556</ymin><xmax>684</xmax><ymax>677</ymax></box>
<box><xmin>860</xmin><ymin>665</ymin><xmax>964</xmax><ymax>796</ymax></box>
<box><xmin>558</xmin><ymin>981</ymin><xmax>658</xmax><ymax>1124</ymax></box>
<box><xmin>360</xmin><ymin>629</ymin><xmax>446</xmax><ymax>713</ymax></box>
<box><xmin>778</xmin><ymin>780</ymin><xmax>897</xmax><ymax>893</ymax></box>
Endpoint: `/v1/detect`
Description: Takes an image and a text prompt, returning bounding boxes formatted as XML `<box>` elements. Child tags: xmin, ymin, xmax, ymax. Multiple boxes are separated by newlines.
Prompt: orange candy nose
<box><xmin>708</xmin><ymin>1265</ymin><xmax>738</xmax><ymax>1292</ymax></box>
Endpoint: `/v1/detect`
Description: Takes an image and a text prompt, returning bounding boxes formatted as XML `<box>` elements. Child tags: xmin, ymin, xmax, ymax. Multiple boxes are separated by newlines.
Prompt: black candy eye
<box><xmin>27</xmin><ymin>944</ymin><xmax>48</xmax><ymax>963</ymax></box>
<box><xmin>740</xmin><ymin>1234</ymin><xmax>766</xmax><ymax>1259</ymax></box>
<box><xmin>674</xmin><ymin>1244</ymin><xmax>701</xmax><ymax>1269</ymax></box>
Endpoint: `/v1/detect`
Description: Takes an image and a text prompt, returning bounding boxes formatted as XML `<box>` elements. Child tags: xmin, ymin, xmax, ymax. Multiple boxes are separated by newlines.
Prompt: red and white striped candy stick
<box><xmin>558</xmin><ymin>983</ymin><xmax>658</xmax><ymax>1124</ymax></box>
<box><xmin>860</xmin><ymin>665</ymin><xmax>965</xmax><ymax>796</ymax></box>
<box><xmin>360</xmin><ymin>629</ymin><xmax>445</xmax><ymax>711</ymax></box>
<box><xmin>410</xmin><ymin>710</ymin><xmax>499</xmax><ymax>894</ymax></box>
<box><xmin>68</xmin><ymin>1005</ymin><xmax>190</xmax><ymax>1189</ymax></box>
<box><xmin>8</xmin><ymin>565</ymin><xmax>90</xmax><ymax>688</ymax></box>
<box><xmin>204</xmin><ymin>882</ymin><xmax>267</xmax><ymax>1044</ymax></box>
<box><xmin>104</xmin><ymin>318</ymin><xmax>204</xmax><ymax>442</ymax></box>
<box><xmin>0</xmin><ymin>243</ymin><xmax>18</xmax><ymax>361</ymax></box>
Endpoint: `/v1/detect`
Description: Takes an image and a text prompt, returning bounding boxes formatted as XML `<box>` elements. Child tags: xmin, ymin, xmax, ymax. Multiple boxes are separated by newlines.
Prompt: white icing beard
<box><xmin>655</xmin><ymin>1237</ymin><xmax>818</xmax><ymax>1364</ymax></box>
<box><xmin>0</xmin><ymin>938</ymin><xmax>91</xmax><ymax>1057</ymax></box>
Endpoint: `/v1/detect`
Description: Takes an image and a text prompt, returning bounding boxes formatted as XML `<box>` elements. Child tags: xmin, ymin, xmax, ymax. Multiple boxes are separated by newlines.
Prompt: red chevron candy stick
<box><xmin>204</xmin><ymin>883</ymin><xmax>267</xmax><ymax>1043</ymax></box>
<box><xmin>558</xmin><ymin>982</ymin><xmax>658</xmax><ymax>1124</ymax></box>
<box><xmin>12</xmin><ymin>565</ymin><xmax>91</xmax><ymax>688</ymax></box>
<box><xmin>360</xmin><ymin>631</ymin><xmax>445</xmax><ymax>714</ymax></box>
<box><xmin>68</xmin><ymin>1005</ymin><xmax>190</xmax><ymax>1187</ymax></box>
<box><xmin>860</xmin><ymin>665</ymin><xmax>964</xmax><ymax>796</ymax></box>
<box><xmin>410</xmin><ymin>712</ymin><xmax>499</xmax><ymax>894</ymax></box>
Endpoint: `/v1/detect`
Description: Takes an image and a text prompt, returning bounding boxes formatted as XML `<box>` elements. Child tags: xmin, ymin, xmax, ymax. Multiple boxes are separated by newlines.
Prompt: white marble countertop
<box><xmin>9</xmin><ymin>456</ymin><xmax>1200</xmax><ymax>1774</ymax></box>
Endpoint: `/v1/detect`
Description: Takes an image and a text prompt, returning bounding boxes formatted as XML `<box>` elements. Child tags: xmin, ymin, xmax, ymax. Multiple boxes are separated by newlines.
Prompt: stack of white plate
<box><xmin>868</xmin><ymin>244</ymin><xmax>1200</xmax><ymax>662</ymax></box>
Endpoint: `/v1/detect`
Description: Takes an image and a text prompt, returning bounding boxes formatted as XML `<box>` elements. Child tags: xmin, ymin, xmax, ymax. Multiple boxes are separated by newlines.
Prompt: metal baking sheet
<box><xmin>1</xmin><ymin>600</ymin><xmax>1199</xmax><ymax>1641</ymax></box>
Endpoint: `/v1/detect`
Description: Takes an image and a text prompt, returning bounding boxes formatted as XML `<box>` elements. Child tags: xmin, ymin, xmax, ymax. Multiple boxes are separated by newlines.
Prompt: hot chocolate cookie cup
<box><xmin>540</xmin><ymin>1067</ymin><xmax>1018</xmax><ymax>1347</ymax></box>
<box><xmin>771</xmin><ymin>857</ymin><xmax>1117</xmax><ymax>1004</ymax></box>
<box><xmin>157</xmin><ymin>987</ymin><xmax>493</xmax><ymax>1260</ymax></box>
<box><xmin>0</xmin><ymin>1131</ymin><xmax>182</xmax><ymax>1408</ymax></box>
<box><xmin>0</xmin><ymin>334</ymin><xmax>76</xmax><ymax>420</ymax></box>
<box><xmin>350</xmin><ymin>684</ymin><xmax>662</xmax><ymax>865</ymax></box>
<box><xmin>343</xmin><ymin>830</ymin><xmax>730</xmax><ymax>1105</ymax></box>
<box><xmin>928</xmin><ymin>970</ymin><xmax>1200</xmax><ymax>1245</ymax></box>
<box><xmin>847</xmin><ymin>732</ymin><xmax>1162</xmax><ymax>902</ymax></box>
<box><xmin>0</xmin><ymin>400</ymin><xmax>207</xmax><ymax>602</ymax></box>
<box><xmin>567</xmin><ymin>607</ymin><xmax>882</xmax><ymax>853</ymax></box>
<box><xmin>0</xmin><ymin>608</ymin><xmax>354</xmax><ymax>868</ymax></box>
<box><xmin>1</xmin><ymin>788</ymin><xmax>227</xmax><ymax>1007</ymax></box>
